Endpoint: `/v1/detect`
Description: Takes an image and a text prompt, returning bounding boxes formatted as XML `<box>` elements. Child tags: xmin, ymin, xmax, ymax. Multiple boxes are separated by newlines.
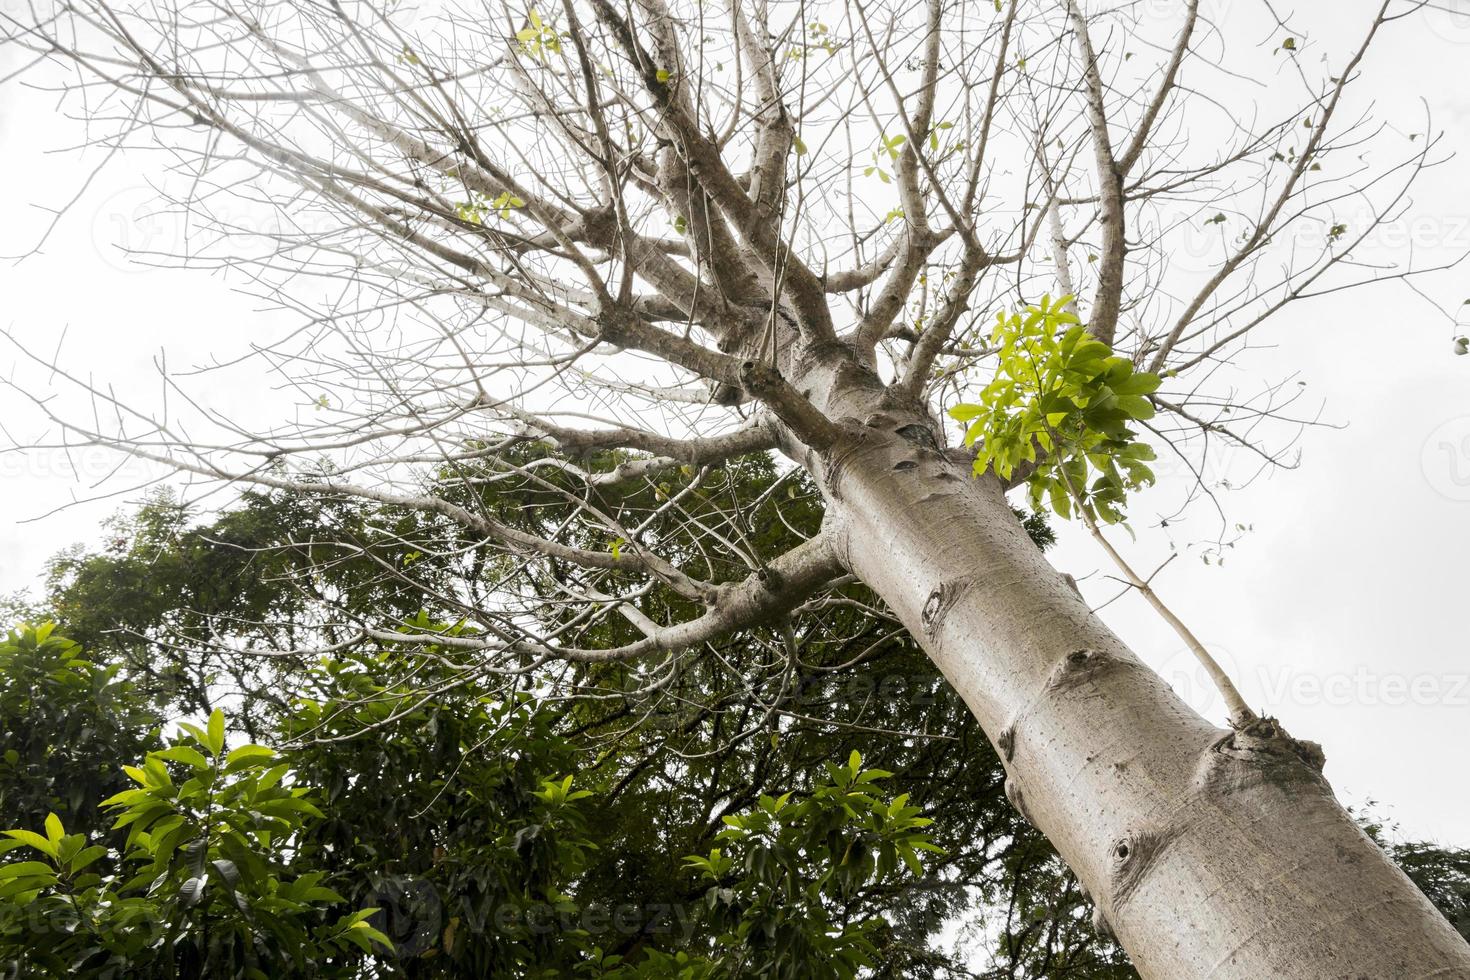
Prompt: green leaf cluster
<box><xmin>2</xmin><ymin>626</ymin><xmax>946</xmax><ymax>979</ymax></box>
<box><xmin>0</xmin><ymin>687</ymin><xmax>391</xmax><ymax>978</ymax></box>
<box><xmin>949</xmin><ymin>295</ymin><xmax>1161</xmax><ymax>524</ymax></box>
<box><xmin>862</xmin><ymin>133</ymin><xmax>906</xmax><ymax>183</ymax></box>
<box><xmin>682</xmin><ymin>751</ymin><xmax>943</xmax><ymax>979</ymax></box>
<box><xmin>455</xmin><ymin>190</ymin><xmax>526</xmax><ymax>226</ymax></box>
<box><xmin>516</xmin><ymin>8</ymin><xmax>561</xmax><ymax>59</ymax></box>
<box><xmin>0</xmin><ymin>625</ymin><xmax>160</xmax><ymax>842</ymax></box>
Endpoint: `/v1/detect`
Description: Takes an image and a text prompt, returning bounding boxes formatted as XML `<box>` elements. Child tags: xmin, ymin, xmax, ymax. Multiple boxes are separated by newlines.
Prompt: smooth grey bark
<box><xmin>786</xmin><ymin>350</ymin><xmax>1470</xmax><ymax>980</ymax></box>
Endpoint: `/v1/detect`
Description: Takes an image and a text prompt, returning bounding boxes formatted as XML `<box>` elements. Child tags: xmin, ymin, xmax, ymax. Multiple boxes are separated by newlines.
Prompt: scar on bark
<box><xmin>920</xmin><ymin>578</ymin><xmax>974</xmax><ymax>637</ymax></box>
<box><xmin>894</xmin><ymin>422</ymin><xmax>943</xmax><ymax>455</ymax></box>
<box><xmin>1004</xmin><ymin>775</ymin><xmax>1034</xmax><ymax>827</ymax></box>
<box><xmin>996</xmin><ymin>724</ymin><xmax>1016</xmax><ymax>762</ymax></box>
<box><xmin>820</xmin><ymin>441</ymin><xmax>867</xmax><ymax>500</ymax></box>
<box><xmin>1046</xmin><ymin>647</ymin><xmax>1132</xmax><ymax>695</ymax></box>
<box><xmin>1109</xmin><ymin>827</ymin><xmax>1170</xmax><ymax>905</ymax></box>
<box><xmin>1087</xmin><ymin>824</ymin><xmax>1175</xmax><ymax>942</ymax></box>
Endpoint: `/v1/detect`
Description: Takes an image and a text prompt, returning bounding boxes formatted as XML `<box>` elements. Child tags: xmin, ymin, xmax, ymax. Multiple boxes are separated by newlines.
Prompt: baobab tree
<box><xmin>3</xmin><ymin>0</ymin><xmax>1468</xmax><ymax>976</ymax></box>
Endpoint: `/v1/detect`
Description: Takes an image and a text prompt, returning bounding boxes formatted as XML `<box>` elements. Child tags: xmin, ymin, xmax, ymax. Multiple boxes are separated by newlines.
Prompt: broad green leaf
<box><xmin>0</xmin><ymin>861</ymin><xmax>54</xmax><ymax>879</ymax></box>
<box><xmin>4</xmin><ymin>829</ymin><xmax>57</xmax><ymax>858</ymax></box>
<box><xmin>225</xmin><ymin>744</ymin><xmax>276</xmax><ymax>773</ymax></box>
<box><xmin>69</xmin><ymin>845</ymin><xmax>109</xmax><ymax>874</ymax></box>
<box><xmin>205</xmin><ymin>708</ymin><xmax>226</xmax><ymax>756</ymax></box>
<box><xmin>180</xmin><ymin>875</ymin><xmax>207</xmax><ymax>907</ymax></box>
<box><xmin>156</xmin><ymin>745</ymin><xmax>211</xmax><ymax>770</ymax></box>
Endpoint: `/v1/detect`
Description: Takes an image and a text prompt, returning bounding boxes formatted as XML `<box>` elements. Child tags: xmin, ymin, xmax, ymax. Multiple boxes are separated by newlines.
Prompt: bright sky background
<box><xmin>2</xmin><ymin>2</ymin><xmax>1468</xmax><ymax>849</ymax></box>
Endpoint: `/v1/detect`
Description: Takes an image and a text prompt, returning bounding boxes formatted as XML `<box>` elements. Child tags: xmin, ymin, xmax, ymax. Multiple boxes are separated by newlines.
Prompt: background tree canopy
<box><xmin>4</xmin><ymin>459</ymin><xmax>1466</xmax><ymax>976</ymax></box>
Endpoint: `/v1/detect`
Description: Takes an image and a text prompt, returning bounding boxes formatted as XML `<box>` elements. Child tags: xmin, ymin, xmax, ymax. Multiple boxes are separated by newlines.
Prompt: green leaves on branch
<box><xmin>949</xmin><ymin>295</ymin><xmax>1161</xmax><ymax>524</ymax></box>
<box><xmin>863</xmin><ymin>133</ymin><xmax>906</xmax><ymax>183</ymax></box>
<box><xmin>683</xmin><ymin>751</ymin><xmax>942</xmax><ymax>978</ymax></box>
<box><xmin>516</xmin><ymin>8</ymin><xmax>562</xmax><ymax>59</ymax></box>
<box><xmin>785</xmin><ymin>22</ymin><xmax>839</xmax><ymax>61</ymax></box>
<box><xmin>928</xmin><ymin>119</ymin><xmax>954</xmax><ymax>152</ymax></box>
<box><xmin>3</xmin><ymin>624</ymin><xmax>946</xmax><ymax>979</ymax></box>
<box><xmin>456</xmin><ymin>190</ymin><xmax>526</xmax><ymax>225</ymax></box>
<box><xmin>0</xmin><ymin>703</ymin><xmax>391</xmax><ymax>978</ymax></box>
<box><xmin>0</xmin><ymin>625</ymin><xmax>163</xmax><ymax>843</ymax></box>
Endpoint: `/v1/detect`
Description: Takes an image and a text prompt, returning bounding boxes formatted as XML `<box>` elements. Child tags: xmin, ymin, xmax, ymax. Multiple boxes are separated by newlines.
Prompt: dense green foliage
<box><xmin>1</xmin><ymin>626</ymin><xmax>947</xmax><ymax>978</ymax></box>
<box><xmin>0</xmin><ymin>625</ymin><xmax>161</xmax><ymax>840</ymax></box>
<box><xmin>1</xmin><ymin>691</ymin><xmax>392</xmax><ymax>979</ymax></box>
<box><xmin>12</xmin><ymin>456</ymin><xmax>1129</xmax><ymax>978</ymax></box>
<box><xmin>5</xmin><ymin>452</ymin><xmax>1464</xmax><ymax>976</ymax></box>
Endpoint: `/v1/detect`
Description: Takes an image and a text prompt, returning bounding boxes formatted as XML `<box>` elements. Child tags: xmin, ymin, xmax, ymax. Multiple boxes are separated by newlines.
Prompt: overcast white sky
<box><xmin>1</xmin><ymin>3</ymin><xmax>1468</xmax><ymax>849</ymax></box>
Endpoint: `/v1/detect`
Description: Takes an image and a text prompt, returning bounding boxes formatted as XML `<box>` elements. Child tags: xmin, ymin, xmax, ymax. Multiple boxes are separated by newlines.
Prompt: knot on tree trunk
<box><xmin>1195</xmin><ymin>716</ymin><xmax>1329</xmax><ymax>798</ymax></box>
<box><xmin>996</xmin><ymin>725</ymin><xmax>1016</xmax><ymax>762</ymax></box>
<box><xmin>1047</xmin><ymin>647</ymin><xmax>1133</xmax><ymax>695</ymax></box>
<box><xmin>1004</xmin><ymin>775</ymin><xmax>1034</xmax><ymax>827</ymax></box>
<box><xmin>594</xmin><ymin>307</ymin><xmax>635</xmax><ymax>347</ymax></box>
<box><xmin>1088</xmin><ymin>824</ymin><xmax>1177</xmax><ymax>944</ymax></box>
<box><xmin>893</xmin><ymin>422</ymin><xmax>943</xmax><ymax>455</ymax></box>
<box><xmin>1108</xmin><ymin>826</ymin><xmax>1171</xmax><ymax>907</ymax></box>
<box><xmin>755</xmin><ymin>566</ymin><xmax>784</xmax><ymax>592</ymax></box>
<box><xmin>920</xmin><ymin>578</ymin><xmax>975</xmax><ymax>638</ymax></box>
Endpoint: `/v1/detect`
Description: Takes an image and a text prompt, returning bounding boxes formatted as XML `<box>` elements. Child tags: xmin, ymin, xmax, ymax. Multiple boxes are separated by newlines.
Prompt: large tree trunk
<box><xmin>794</xmin><ymin>362</ymin><xmax>1470</xmax><ymax>979</ymax></box>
